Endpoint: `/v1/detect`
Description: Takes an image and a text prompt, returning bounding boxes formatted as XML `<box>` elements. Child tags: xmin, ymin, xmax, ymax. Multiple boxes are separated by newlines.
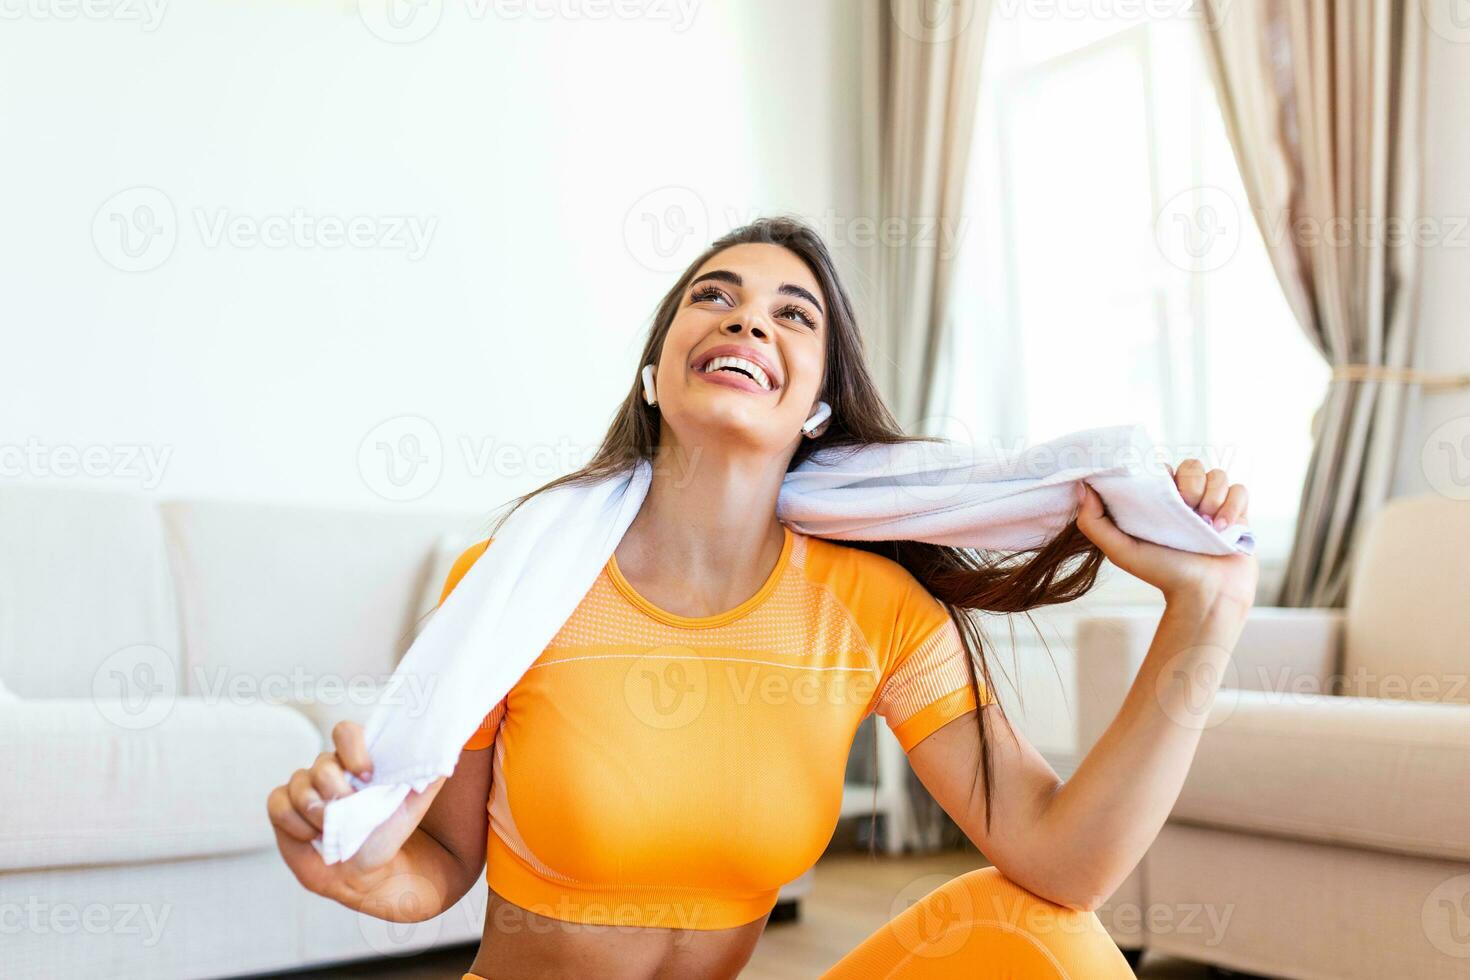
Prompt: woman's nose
<box><xmin>722</xmin><ymin>316</ymin><xmax>768</xmax><ymax>340</ymax></box>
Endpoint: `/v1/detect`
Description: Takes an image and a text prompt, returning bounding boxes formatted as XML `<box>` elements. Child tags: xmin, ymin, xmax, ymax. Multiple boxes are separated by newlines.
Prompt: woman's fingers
<box><xmin>1198</xmin><ymin>468</ymin><xmax>1229</xmax><ymax>519</ymax></box>
<box><xmin>332</xmin><ymin>721</ymin><xmax>373</xmax><ymax>782</ymax></box>
<box><xmin>1213</xmin><ymin>483</ymin><xmax>1250</xmax><ymax>530</ymax></box>
<box><xmin>1074</xmin><ymin>483</ymin><xmax>1136</xmax><ymax>560</ymax></box>
<box><xmin>1173</xmin><ymin>458</ymin><xmax>1207</xmax><ymax>509</ymax></box>
<box><xmin>267</xmin><ymin>784</ymin><xmax>319</xmax><ymax>843</ymax></box>
<box><xmin>310</xmin><ymin>750</ymin><xmax>354</xmax><ymax>806</ymax></box>
<box><xmin>288</xmin><ymin>768</ymin><xmax>327</xmax><ymax>832</ymax></box>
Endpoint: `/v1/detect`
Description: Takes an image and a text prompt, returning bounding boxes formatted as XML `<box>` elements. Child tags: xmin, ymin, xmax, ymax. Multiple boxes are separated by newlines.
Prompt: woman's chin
<box><xmin>671</xmin><ymin>405</ymin><xmax>786</xmax><ymax>452</ymax></box>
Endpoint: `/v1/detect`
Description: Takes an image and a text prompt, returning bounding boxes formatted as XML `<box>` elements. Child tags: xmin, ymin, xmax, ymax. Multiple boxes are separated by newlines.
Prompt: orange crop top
<box><xmin>436</xmin><ymin>524</ymin><xmax>992</xmax><ymax>931</ymax></box>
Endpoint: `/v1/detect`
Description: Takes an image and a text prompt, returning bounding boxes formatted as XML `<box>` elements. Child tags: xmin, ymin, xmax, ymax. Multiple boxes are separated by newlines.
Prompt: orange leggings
<box><xmin>462</xmin><ymin>866</ymin><xmax>1134</xmax><ymax>979</ymax></box>
<box><xmin>816</xmin><ymin>866</ymin><xmax>1134</xmax><ymax>978</ymax></box>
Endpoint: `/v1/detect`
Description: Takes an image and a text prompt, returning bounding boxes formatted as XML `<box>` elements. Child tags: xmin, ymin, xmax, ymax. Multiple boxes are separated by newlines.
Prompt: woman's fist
<box><xmin>266</xmin><ymin>720</ymin><xmax>444</xmax><ymax>903</ymax></box>
<box><xmin>1074</xmin><ymin>458</ymin><xmax>1258</xmax><ymax>610</ymax></box>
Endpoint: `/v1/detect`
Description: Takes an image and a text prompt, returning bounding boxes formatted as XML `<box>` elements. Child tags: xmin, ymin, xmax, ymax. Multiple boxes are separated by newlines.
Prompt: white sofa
<box><xmin>0</xmin><ymin>485</ymin><xmax>814</xmax><ymax>979</ymax></box>
<box><xmin>1077</xmin><ymin>494</ymin><xmax>1470</xmax><ymax>980</ymax></box>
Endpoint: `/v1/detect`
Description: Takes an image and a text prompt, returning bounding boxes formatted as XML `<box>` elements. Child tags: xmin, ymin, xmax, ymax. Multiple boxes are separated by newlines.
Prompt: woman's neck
<box><xmin>613</xmin><ymin>438</ymin><xmax>791</xmax><ymax>618</ymax></box>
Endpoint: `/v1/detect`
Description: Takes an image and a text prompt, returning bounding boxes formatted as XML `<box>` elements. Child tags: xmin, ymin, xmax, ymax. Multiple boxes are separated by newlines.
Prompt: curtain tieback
<box><xmin>1330</xmin><ymin>365</ymin><xmax>1470</xmax><ymax>390</ymax></box>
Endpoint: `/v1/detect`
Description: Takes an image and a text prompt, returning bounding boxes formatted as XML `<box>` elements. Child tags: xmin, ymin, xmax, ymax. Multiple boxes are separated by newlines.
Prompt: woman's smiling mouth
<box><xmin>690</xmin><ymin>345</ymin><xmax>781</xmax><ymax>394</ymax></box>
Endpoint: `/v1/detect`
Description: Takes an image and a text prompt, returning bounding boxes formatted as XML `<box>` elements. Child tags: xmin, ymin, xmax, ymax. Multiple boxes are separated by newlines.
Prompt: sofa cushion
<box><xmin>0</xmin><ymin>698</ymin><xmax>320</xmax><ymax>870</ymax></box>
<box><xmin>1343</xmin><ymin>494</ymin><xmax>1470</xmax><ymax>704</ymax></box>
<box><xmin>0</xmin><ymin>485</ymin><xmax>181</xmax><ymax>698</ymax></box>
<box><xmin>1174</xmin><ymin>689</ymin><xmax>1470</xmax><ymax>862</ymax></box>
<box><xmin>160</xmin><ymin>499</ymin><xmax>479</xmax><ymax>696</ymax></box>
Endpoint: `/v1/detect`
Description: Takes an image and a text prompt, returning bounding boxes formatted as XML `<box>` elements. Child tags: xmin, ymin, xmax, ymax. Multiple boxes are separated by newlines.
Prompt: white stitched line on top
<box><xmin>528</xmin><ymin>653</ymin><xmax>876</xmax><ymax>675</ymax></box>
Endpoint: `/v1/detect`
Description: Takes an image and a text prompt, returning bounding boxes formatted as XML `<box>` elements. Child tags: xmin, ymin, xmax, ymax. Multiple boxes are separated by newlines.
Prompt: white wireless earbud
<box><xmin>801</xmin><ymin>400</ymin><xmax>831</xmax><ymax>437</ymax></box>
<box><xmin>641</xmin><ymin>364</ymin><xmax>657</xmax><ymax>407</ymax></box>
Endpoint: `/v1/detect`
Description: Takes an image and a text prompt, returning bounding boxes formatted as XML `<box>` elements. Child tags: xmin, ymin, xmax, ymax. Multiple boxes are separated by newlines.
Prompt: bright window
<box><xmin>935</xmin><ymin>7</ymin><xmax>1328</xmax><ymax>560</ymax></box>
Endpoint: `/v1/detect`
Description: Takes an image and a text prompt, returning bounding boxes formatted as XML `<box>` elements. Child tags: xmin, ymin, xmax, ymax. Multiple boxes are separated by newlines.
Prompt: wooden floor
<box><xmin>260</xmin><ymin>851</ymin><xmax>1216</xmax><ymax>979</ymax></box>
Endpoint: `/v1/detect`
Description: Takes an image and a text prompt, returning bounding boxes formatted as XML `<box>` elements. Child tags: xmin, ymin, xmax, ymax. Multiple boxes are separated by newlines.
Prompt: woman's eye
<box><xmin>780</xmin><ymin>305</ymin><xmax>817</xmax><ymax>328</ymax></box>
<box><xmin>691</xmin><ymin>286</ymin><xmax>729</xmax><ymax>305</ymax></box>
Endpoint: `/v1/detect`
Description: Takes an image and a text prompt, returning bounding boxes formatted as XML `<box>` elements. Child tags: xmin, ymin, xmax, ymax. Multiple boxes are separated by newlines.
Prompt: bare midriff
<box><xmin>467</xmin><ymin>886</ymin><xmax>767</xmax><ymax>980</ymax></box>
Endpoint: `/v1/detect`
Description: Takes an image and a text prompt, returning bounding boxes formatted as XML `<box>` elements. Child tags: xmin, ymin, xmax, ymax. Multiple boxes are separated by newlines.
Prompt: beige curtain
<box><xmin>858</xmin><ymin>0</ymin><xmax>992</xmax><ymax>430</ymax></box>
<box><xmin>1199</xmin><ymin>0</ymin><xmax>1427</xmax><ymax>607</ymax></box>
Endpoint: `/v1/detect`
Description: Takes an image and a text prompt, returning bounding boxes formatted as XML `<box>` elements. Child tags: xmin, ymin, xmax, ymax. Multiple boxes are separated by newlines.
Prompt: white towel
<box><xmin>316</xmin><ymin>423</ymin><xmax>1252</xmax><ymax>864</ymax></box>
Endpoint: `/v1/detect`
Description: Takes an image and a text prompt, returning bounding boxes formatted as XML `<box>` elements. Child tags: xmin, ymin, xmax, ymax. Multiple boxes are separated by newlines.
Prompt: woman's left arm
<box><xmin>905</xmin><ymin>459</ymin><xmax>1258</xmax><ymax>912</ymax></box>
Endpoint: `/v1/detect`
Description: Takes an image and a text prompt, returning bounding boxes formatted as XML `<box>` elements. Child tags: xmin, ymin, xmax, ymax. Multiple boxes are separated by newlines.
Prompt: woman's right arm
<box><xmin>268</xmin><ymin>539</ymin><xmax>497</xmax><ymax>920</ymax></box>
<box><xmin>266</xmin><ymin>720</ymin><xmax>492</xmax><ymax>922</ymax></box>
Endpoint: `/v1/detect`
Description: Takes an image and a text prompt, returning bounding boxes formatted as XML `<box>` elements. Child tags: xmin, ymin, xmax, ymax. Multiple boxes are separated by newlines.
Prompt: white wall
<box><xmin>0</xmin><ymin>0</ymin><xmax>864</xmax><ymax>514</ymax></box>
<box><xmin>1396</xmin><ymin>19</ymin><xmax>1470</xmax><ymax>499</ymax></box>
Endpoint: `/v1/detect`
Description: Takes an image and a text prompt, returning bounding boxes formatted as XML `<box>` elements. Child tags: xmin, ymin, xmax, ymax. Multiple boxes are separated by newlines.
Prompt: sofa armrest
<box><xmin>0</xmin><ymin>697</ymin><xmax>321</xmax><ymax>870</ymax></box>
<box><xmin>1177</xmin><ymin>690</ymin><xmax>1470</xmax><ymax>862</ymax></box>
<box><xmin>1075</xmin><ymin>606</ymin><xmax>1345</xmax><ymax>754</ymax></box>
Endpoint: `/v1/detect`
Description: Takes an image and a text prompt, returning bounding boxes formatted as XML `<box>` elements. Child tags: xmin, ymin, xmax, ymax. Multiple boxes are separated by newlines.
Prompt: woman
<box><xmin>267</xmin><ymin>217</ymin><xmax>1256</xmax><ymax>978</ymax></box>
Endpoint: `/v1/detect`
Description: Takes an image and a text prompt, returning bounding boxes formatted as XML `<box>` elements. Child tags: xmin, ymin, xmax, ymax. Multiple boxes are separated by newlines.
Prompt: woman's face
<box><xmin>654</xmin><ymin>243</ymin><xmax>829</xmax><ymax>455</ymax></box>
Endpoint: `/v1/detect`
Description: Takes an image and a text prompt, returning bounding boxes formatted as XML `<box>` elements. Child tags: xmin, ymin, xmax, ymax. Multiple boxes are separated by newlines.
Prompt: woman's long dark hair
<box><xmin>477</xmin><ymin>216</ymin><xmax>1103</xmax><ymax>837</ymax></box>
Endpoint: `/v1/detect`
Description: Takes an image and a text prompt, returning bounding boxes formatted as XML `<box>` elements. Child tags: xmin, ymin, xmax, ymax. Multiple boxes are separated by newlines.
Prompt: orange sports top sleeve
<box><xmin>433</xmin><ymin>525</ymin><xmax>992</xmax><ymax>930</ymax></box>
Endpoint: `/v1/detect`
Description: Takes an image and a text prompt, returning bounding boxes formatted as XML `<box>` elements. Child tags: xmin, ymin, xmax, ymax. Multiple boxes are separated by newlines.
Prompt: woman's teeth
<box><xmin>702</xmin><ymin>355</ymin><xmax>772</xmax><ymax>391</ymax></box>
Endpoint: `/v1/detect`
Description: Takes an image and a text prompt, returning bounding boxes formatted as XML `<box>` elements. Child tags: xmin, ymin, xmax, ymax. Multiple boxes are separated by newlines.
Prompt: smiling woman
<box><xmin>266</xmin><ymin>216</ymin><xmax>1254</xmax><ymax>979</ymax></box>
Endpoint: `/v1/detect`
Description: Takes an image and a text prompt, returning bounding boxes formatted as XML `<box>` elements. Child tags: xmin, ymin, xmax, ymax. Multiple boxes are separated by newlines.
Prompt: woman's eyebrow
<box><xmin>688</xmin><ymin>269</ymin><xmax>825</xmax><ymax>317</ymax></box>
